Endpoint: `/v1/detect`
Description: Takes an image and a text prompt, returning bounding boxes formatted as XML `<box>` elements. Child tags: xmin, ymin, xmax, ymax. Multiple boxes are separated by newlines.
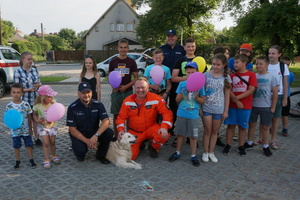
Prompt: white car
<box><xmin>97</xmin><ymin>53</ymin><xmax>153</xmax><ymax>77</ymax></box>
<box><xmin>0</xmin><ymin>46</ymin><xmax>21</xmax><ymax>98</ymax></box>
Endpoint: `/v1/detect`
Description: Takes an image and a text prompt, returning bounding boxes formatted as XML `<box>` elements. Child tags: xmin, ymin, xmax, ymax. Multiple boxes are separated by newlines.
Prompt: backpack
<box><xmin>279</xmin><ymin>62</ymin><xmax>285</xmax><ymax>79</ymax></box>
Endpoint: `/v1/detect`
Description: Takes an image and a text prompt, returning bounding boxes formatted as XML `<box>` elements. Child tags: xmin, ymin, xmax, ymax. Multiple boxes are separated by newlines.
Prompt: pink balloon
<box><xmin>46</xmin><ymin>103</ymin><xmax>65</xmax><ymax>122</ymax></box>
<box><xmin>150</xmin><ymin>65</ymin><xmax>164</xmax><ymax>85</ymax></box>
<box><xmin>186</xmin><ymin>72</ymin><xmax>206</xmax><ymax>92</ymax></box>
<box><xmin>109</xmin><ymin>71</ymin><xmax>122</xmax><ymax>88</ymax></box>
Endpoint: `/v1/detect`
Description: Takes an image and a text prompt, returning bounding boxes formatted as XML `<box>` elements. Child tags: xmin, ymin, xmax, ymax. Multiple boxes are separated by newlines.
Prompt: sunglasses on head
<box><xmin>85</xmin><ymin>55</ymin><xmax>94</xmax><ymax>58</ymax></box>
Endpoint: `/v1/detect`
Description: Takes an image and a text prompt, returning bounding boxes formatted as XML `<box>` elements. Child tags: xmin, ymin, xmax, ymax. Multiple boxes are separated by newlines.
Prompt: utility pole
<box><xmin>41</xmin><ymin>23</ymin><xmax>44</xmax><ymax>41</ymax></box>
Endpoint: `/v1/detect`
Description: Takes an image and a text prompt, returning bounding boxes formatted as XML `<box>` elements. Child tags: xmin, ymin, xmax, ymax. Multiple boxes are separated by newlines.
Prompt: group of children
<box><xmin>6</xmin><ymin>40</ymin><xmax>294</xmax><ymax>169</ymax></box>
<box><xmin>142</xmin><ymin>39</ymin><xmax>293</xmax><ymax>166</ymax></box>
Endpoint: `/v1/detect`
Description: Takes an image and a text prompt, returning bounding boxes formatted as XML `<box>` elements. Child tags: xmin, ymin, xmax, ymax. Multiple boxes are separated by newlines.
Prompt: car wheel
<box><xmin>98</xmin><ymin>69</ymin><xmax>106</xmax><ymax>77</ymax></box>
<box><xmin>0</xmin><ymin>77</ymin><xmax>5</xmax><ymax>98</ymax></box>
<box><xmin>138</xmin><ymin>69</ymin><xmax>144</xmax><ymax>77</ymax></box>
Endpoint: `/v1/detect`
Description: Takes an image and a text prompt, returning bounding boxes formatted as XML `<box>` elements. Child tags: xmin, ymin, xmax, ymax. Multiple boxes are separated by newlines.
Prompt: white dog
<box><xmin>106</xmin><ymin>132</ymin><xmax>142</xmax><ymax>169</ymax></box>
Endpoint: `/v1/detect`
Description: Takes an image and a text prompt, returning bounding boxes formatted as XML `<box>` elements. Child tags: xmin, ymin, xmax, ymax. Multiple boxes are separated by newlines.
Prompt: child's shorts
<box><xmin>174</xmin><ymin>116</ymin><xmax>199</xmax><ymax>138</ymax></box>
<box><xmin>111</xmin><ymin>91</ymin><xmax>133</xmax><ymax>114</ymax></box>
<box><xmin>273</xmin><ymin>95</ymin><xmax>283</xmax><ymax>118</ymax></box>
<box><xmin>249</xmin><ymin>107</ymin><xmax>273</xmax><ymax>126</ymax></box>
<box><xmin>281</xmin><ymin>96</ymin><xmax>291</xmax><ymax>116</ymax></box>
<box><xmin>38</xmin><ymin>126</ymin><xmax>58</xmax><ymax>136</ymax></box>
<box><xmin>203</xmin><ymin>111</ymin><xmax>222</xmax><ymax>120</ymax></box>
<box><xmin>224</xmin><ymin>108</ymin><xmax>251</xmax><ymax>129</ymax></box>
<box><xmin>12</xmin><ymin>136</ymin><xmax>33</xmax><ymax>149</ymax></box>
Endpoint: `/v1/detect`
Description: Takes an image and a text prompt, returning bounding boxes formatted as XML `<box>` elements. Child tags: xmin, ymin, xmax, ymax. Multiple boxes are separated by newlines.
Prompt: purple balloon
<box><xmin>109</xmin><ymin>71</ymin><xmax>122</xmax><ymax>88</ymax></box>
<box><xmin>150</xmin><ymin>65</ymin><xmax>164</xmax><ymax>85</ymax></box>
<box><xmin>186</xmin><ymin>72</ymin><xmax>205</xmax><ymax>92</ymax></box>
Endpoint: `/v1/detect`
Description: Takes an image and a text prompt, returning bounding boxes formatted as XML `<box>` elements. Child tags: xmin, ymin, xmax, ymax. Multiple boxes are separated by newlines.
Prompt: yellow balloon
<box><xmin>193</xmin><ymin>57</ymin><xmax>206</xmax><ymax>73</ymax></box>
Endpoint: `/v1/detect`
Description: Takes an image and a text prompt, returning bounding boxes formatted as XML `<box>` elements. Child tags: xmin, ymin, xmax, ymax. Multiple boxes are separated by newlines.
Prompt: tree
<box><xmin>58</xmin><ymin>28</ymin><xmax>77</xmax><ymax>49</ymax></box>
<box><xmin>223</xmin><ymin>0</ymin><xmax>300</xmax><ymax>57</ymax></box>
<box><xmin>1</xmin><ymin>20</ymin><xmax>15</xmax><ymax>45</ymax></box>
<box><xmin>133</xmin><ymin>0</ymin><xmax>221</xmax><ymax>47</ymax></box>
<box><xmin>45</xmin><ymin>35</ymin><xmax>71</xmax><ymax>50</ymax></box>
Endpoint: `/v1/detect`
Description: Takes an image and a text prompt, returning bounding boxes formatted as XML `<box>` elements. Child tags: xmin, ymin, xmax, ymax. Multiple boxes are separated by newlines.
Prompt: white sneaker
<box><xmin>202</xmin><ymin>153</ymin><xmax>209</xmax><ymax>162</ymax></box>
<box><xmin>208</xmin><ymin>152</ymin><xmax>218</xmax><ymax>163</ymax></box>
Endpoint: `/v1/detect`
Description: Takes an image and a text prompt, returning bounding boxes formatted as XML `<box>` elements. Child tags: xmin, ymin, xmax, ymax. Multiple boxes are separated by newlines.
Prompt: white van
<box><xmin>0</xmin><ymin>46</ymin><xmax>21</xmax><ymax>98</ymax></box>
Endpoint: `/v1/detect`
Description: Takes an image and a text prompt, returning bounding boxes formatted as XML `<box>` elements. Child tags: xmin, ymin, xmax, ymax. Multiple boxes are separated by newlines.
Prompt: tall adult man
<box><xmin>116</xmin><ymin>78</ymin><xmax>173</xmax><ymax>160</ymax></box>
<box><xmin>66</xmin><ymin>82</ymin><xmax>113</xmax><ymax>163</ymax></box>
<box><xmin>159</xmin><ymin>29</ymin><xmax>186</xmax><ymax>134</ymax></box>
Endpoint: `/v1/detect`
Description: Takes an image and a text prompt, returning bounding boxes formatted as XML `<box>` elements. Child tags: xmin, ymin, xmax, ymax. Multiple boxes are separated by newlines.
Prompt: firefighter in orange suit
<box><xmin>116</xmin><ymin>77</ymin><xmax>173</xmax><ymax>160</ymax></box>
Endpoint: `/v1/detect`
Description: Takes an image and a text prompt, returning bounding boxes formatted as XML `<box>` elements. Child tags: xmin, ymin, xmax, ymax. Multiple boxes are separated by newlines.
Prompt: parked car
<box><xmin>0</xmin><ymin>46</ymin><xmax>21</xmax><ymax>98</ymax></box>
<box><xmin>97</xmin><ymin>53</ymin><xmax>153</xmax><ymax>77</ymax></box>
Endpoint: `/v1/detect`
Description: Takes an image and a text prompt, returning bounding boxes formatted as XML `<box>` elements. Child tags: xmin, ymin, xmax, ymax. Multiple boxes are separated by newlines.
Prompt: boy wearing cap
<box><xmin>168</xmin><ymin>61</ymin><xmax>205</xmax><ymax>167</ymax></box>
<box><xmin>228</xmin><ymin>43</ymin><xmax>253</xmax><ymax>72</ymax></box>
<box><xmin>67</xmin><ymin>82</ymin><xmax>114</xmax><ymax>163</ymax></box>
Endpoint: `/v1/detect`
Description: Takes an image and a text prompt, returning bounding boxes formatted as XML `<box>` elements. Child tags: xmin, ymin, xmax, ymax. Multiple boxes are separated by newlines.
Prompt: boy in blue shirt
<box><xmin>168</xmin><ymin>61</ymin><xmax>205</xmax><ymax>166</ymax></box>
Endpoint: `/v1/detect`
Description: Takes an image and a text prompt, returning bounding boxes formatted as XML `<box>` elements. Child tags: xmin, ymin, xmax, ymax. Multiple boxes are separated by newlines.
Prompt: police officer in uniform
<box><xmin>67</xmin><ymin>82</ymin><xmax>113</xmax><ymax>163</ymax></box>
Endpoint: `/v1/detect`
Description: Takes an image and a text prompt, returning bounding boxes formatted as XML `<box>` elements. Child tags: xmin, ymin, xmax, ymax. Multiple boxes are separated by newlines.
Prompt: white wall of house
<box><xmin>86</xmin><ymin>0</ymin><xmax>140</xmax><ymax>50</ymax></box>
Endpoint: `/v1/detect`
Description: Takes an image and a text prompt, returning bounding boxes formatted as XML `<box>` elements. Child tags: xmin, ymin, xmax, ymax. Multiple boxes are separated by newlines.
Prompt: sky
<box><xmin>1</xmin><ymin>0</ymin><xmax>234</xmax><ymax>35</ymax></box>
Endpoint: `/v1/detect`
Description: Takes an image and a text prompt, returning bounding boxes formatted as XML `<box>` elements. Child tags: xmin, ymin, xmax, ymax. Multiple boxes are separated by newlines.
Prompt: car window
<box><xmin>104</xmin><ymin>55</ymin><xmax>117</xmax><ymax>64</ymax></box>
<box><xmin>11</xmin><ymin>50</ymin><xmax>21</xmax><ymax>60</ymax></box>
<box><xmin>140</xmin><ymin>55</ymin><xmax>151</xmax><ymax>62</ymax></box>
<box><xmin>127</xmin><ymin>54</ymin><xmax>140</xmax><ymax>60</ymax></box>
<box><xmin>1</xmin><ymin>49</ymin><xmax>13</xmax><ymax>60</ymax></box>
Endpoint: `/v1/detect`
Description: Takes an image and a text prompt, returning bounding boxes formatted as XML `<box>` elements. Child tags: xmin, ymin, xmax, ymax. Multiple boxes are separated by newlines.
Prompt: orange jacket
<box><xmin>116</xmin><ymin>92</ymin><xmax>173</xmax><ymax>132</ymax></box>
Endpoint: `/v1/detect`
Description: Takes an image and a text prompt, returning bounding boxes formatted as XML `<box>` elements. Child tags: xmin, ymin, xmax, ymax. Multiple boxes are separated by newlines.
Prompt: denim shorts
<box><xmin>203</xmin><ymin>111</ymin><xmax>222</xmax><ymax>120</ymax></box>
<box><xmin>249</xmin><ymin>107</ymin><xmax>273</xmax><ymax>126</ymax></box>
<box><xmin>12</xmin><ymin>136</ymin><xmax>33</xmax><ymax>149</ymax></box>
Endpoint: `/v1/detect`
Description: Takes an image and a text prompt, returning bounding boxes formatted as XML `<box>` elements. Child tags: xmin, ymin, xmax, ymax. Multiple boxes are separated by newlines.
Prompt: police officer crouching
<box><xmin>66</xmin><ymin>82</ymin><xmax>113</xmax><ymax>164</ymax></box>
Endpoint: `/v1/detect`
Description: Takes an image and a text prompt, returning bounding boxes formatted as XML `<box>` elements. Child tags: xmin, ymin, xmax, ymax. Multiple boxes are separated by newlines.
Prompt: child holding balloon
<box><xmin>33</xmin><ymin>85</ymin><xmax>60</xmax><ymax>169</ymax></box>
<box><xmin>5</xmin><ymin>83</ymin><xmax>37</xmax><ymax>169</ymax></box>
<box><xmin>168</xmin><ymin>61</ymin><xmax>205</xmax><ymax>167</ymax></box>
<box><xmin>143</xmin><ymin>48</ymin><xmax>171</xmax><ymax>100</ymax></box>
<box><xmin>202</xmin><ymin>53</ymin><xmax>231</xmax><ymax>163</ymax></box>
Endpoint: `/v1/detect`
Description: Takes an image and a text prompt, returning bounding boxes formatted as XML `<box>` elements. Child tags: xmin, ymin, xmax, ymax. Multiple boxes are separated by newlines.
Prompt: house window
<box><xmin>95</xmin><ymin>26</ymin><xmax>99</xmax><ymax>32</ymax></box>
<box><xmin>110</xmin><ymin>24</ymin><xmax>115</xmax><ymax>32</ymax></box>
<box><xmin>116</xmin><ymin>24</ymin><xmax>124</xmax><ymax>32</ymax></box>
<box><xmin>126</xmin><ymin>24</ymin><xmax>133</xmax><ymax>32</ymax></box>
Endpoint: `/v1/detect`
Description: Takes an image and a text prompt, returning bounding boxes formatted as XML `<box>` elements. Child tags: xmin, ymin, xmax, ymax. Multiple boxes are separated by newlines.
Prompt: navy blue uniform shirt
<box><xmin>67</xmin><ymin>99</ymin><xmax>109</xmax><ymax>138</ymax></box>
<box><xmin>160</xmin><ymin>44</ymin><xmax>186</xmax><ymax>72</ymax></box>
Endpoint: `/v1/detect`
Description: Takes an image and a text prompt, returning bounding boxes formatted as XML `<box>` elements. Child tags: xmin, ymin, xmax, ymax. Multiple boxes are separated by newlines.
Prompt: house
<box><xmin>84</xmin><ymin>0</ymin><xmax>143</xmax><ymax>51</ymax></box>
<box><xmin>8</xmin><ymin>28</ymin><xmax>26</xmax><ymax>45</ymax></box>
<box><xmin>29</xmin><ymin>29</ymin><xmax>58</xmax><ymax>38</ymax></box>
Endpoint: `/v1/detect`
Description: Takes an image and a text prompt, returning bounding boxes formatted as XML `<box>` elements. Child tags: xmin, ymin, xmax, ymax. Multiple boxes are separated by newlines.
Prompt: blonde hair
<box><xmin>19</xmin><ymin>51</ymin><xmax>33</xmax><ymax>66</ymax></box>
<box><xmin>34</xmin><ymin>95</ymin><xmax>56</xmax><ymax>106</ymax></box>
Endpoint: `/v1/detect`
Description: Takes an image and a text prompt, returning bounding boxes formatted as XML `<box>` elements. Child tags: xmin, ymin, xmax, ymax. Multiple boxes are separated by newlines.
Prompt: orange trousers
<box><xmin>128</xmin><ymin>123</ymin><xmax>170</xmax><ymax>160</ymax></box>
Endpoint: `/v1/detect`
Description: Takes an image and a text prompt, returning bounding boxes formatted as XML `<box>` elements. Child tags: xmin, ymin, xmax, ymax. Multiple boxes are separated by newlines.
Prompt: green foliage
<box><xmin>58</xmin><ymin>28</ymin><xmax>78</xmax><ymax>49</ymax></box>
<box><xmin>45</xmin><ymin>35</ymin><xmax>71</xmax><ymax>50</ymax></box>
<box><xmin>1</xmin><ymin>20</ymin><xmax>15</xmax><ymax>45</ymax></box>
<box><xmin>223</xmin><ymin>0</ymin><xmax>300</xmax><ymax>57</ymax></box>
<box><xmin>134</xmin><ymin>0</ymin><xmax>221</xmax><ymax>47</ymax></box>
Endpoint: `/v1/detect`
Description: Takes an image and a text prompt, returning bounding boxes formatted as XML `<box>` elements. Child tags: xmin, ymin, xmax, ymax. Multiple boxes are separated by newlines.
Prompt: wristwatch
<box><xmin>95</xmin><ymin>132</ymin><xmax>100</xmax><ymax>137</ymax></box>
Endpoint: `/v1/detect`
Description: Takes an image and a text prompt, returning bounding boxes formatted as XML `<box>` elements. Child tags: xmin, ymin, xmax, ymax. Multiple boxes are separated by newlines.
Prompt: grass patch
<box><xmin>40</xmin><ymin>76</ymin><xmax>69</xmax><ymax>82</ymax></box>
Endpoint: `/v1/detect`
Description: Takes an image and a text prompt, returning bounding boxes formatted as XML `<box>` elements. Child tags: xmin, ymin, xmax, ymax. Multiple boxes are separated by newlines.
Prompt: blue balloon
<box><xmin>3</xmin><ymin>109</ymin><xmax>23</xmax><ymax>129</ymax></box>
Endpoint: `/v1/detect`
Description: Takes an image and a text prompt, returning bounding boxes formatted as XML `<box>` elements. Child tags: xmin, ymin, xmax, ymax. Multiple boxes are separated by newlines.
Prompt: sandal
<box><xmin>43</xmin><ymin>161</ymin><xmax>51</xmax><ymax>169</ymax></box>
<box><xmin>51</xmin><ymin>156</ymin><xmax>61</xmax><ymax>164</ymax></box>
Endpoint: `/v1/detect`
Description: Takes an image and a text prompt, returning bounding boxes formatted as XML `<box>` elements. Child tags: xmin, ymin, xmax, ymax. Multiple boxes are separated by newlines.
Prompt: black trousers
<box><xmin>70</xmin><ymin>128</ymin><xmax>114</xmax><ymax>159</ymax></box>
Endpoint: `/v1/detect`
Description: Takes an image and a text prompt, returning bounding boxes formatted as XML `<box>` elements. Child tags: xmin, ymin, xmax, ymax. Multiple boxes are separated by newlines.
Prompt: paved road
<box><xmin>0</xmin><ymin>64</ymin><xmax>299</xmax><ymax>199</ymax></box>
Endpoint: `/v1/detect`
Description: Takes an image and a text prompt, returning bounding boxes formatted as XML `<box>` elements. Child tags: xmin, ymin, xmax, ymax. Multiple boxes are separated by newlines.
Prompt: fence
<box><xmin>47</xmin><ymin>50</ymin><xmax>135</xmax><ymax>63</ymax></box>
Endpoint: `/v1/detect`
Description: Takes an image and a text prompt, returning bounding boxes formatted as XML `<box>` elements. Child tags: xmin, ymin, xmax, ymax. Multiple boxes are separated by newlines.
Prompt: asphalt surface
<box><xmin>0</xmin><ymin>63</ymin><xmax>299</xmax><ymax>199</ymax></box>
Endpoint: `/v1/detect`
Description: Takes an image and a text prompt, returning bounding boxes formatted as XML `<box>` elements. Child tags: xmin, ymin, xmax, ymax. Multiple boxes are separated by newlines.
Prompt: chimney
<box><xmin>34</xmin><ymin>29</ymin><xmax>37</xmax><ymax>34</ymax></box>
